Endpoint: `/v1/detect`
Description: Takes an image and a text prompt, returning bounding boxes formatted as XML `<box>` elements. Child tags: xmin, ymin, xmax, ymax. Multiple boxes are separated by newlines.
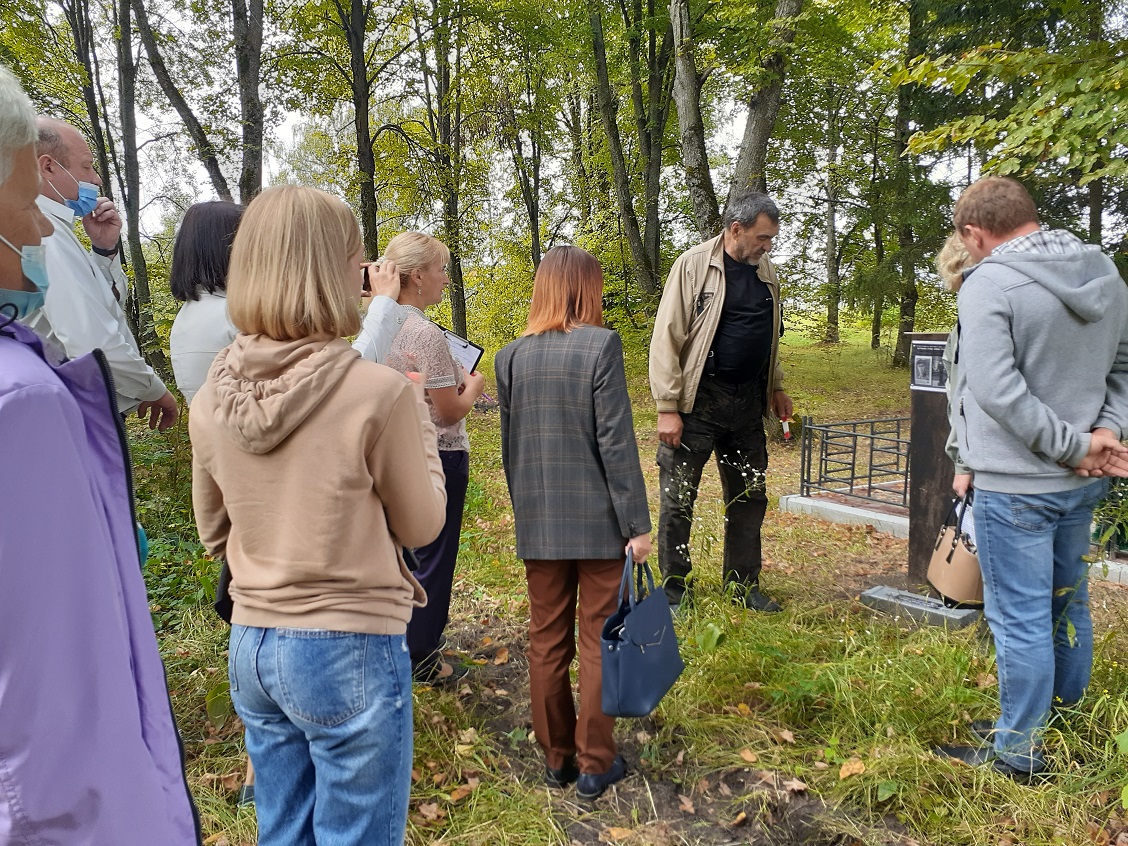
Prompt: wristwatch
<box><xmin>92</xmin><ymin>244</ymin><xmax>119</xmax><ymax>258</ymax></box>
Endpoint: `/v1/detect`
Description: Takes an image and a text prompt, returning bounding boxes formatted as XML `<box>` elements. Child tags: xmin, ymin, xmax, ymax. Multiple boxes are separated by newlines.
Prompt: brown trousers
<box><xmin>524</xmin><ymin>558</ymin><xmax>622</xmax><ymax>774</ymax></box>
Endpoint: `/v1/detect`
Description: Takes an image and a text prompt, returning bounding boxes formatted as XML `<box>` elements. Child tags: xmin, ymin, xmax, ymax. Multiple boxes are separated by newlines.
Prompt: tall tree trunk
<box><xmin>116</xmin><ymin>0</ymin><xmax>171</xmax><ymax>381</ymax></box>
<box><xmin>500</xmin><ymin>71</ymin><xmax>543</xmax><ymax>269</ymax></box>
<box><xmin>132</xmin><ymin>0</ymin><xmax>234</xmax><ymax>201</ymax></box>
<box><xmin>232</xmin><ymin>0</ymin><xmax>264</xmax><ymax>201</ymax></box>
<box><xmin>727</xmin><ymin>0</ymin><xmax>803</xmax><ymax>201</ymax></box>
<box><xmin>434</xmin><ymin>1</ymin><xmax>467</xmax><ymax>336</ymax></box>
<box><xmin>823</xmin><ymin>86</ymin><xmax>840</xmax><ymax>344</ymax></box>
<box><xmin>566</xmin><ymin>90</ymin><xmax>593</xmax><ymax>235</ymax></box>
<box><xmin>335</xmin><ymin>0</ymin><xmax>378</xmax><ymax>257</ymax></box>
<box><xmin>60</xmin><ymin>0</ymin><xmax>115</xmax><ymax>198</ymax></box>
<box><xmin>871</xmin><ymin>222</ymin><xmax>885</xmax><ymax>349</ymax></box>
<box><xmin>588</xmin><ymin>4</ymin><xmax>657</xmax><ymax>294</ymax></box>
<box><xmin>891</xmin><ymin>0</ymin><xmax>924</xmax><ymax>368</ymax></box>
<box><xmin>670</xmin><ymin>0</ymin><xmax>719</xmax><ymax>239</ymax></box>
<box><xmin>1089</xmin><ymin>176</ymin><xmax>1103</xmax><ymax>245</ymax></box>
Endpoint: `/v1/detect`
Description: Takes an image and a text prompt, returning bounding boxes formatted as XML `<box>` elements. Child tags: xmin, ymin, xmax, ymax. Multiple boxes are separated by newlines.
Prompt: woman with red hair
<box><xmin>495</xmin><ymin>246</ymin><xmax>652</xmax><ymax>800</ymax></box>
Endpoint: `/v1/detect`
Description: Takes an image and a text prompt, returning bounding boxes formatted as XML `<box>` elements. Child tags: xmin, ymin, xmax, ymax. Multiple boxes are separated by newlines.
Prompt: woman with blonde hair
<box><xmin>937</xmin><ymin>232</ymin><xmax>975</xmax><ymax>496</ymax></box>
<box><xmin>189</xmin><ymin>186</ymin><xmax>447</xmax><ymax>846</ymax></box>
<box><xmin>495</xmin><ymin>245</ymin><xmax>652</xmax><ymax>800</ymax></box>
<box><xmin>384</xmin><ymin>231</ymin><xmax>485</xmax><ymax>683</ymax></box>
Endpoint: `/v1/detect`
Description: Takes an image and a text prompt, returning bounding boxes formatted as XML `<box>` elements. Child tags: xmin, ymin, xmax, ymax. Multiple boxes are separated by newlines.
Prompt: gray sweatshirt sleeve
<box><xmin>943</xmin><ymin>327</ymin><xmax>970</xmax><ymax>475</ymax></box>
<box><xmin>1092</xmin><ymin>311</ymin><xmax>1128</xmax><ymax>439</ymax></box>
<box><xmin>958</xmin><ymin>281</ymin><xmax>1090</xmax><ymax>467</ymax></box>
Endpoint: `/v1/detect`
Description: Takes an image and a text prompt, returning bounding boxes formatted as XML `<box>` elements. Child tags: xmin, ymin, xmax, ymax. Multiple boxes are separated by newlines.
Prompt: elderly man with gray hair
<box><xmin>26</xmin><ymin>116</ymin><xmax>179</xmax><ymax>430</ymax></box>
<box><xmin>0</xmin><ymin>64</ymin><xmax>200</xmax><ymax>843</ymax></box>
<box><xmin>649</xmin><ymin>190</ymin><xmax>793</xmax><ymax>614</ymax></box>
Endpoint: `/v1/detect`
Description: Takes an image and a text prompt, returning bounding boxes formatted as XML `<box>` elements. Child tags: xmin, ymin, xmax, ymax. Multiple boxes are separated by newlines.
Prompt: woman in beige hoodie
<box><xmin>189</xmin><ymin>186</ymin><xmax>446</xmax><ymax>846</ymax></box>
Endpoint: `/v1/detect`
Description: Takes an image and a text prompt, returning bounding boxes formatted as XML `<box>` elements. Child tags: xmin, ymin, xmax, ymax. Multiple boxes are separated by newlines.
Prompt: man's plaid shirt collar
<box><xmin>992</xmin><ymin>228</ymin><xmax>1085</xmax><ymax>256</ymax></box>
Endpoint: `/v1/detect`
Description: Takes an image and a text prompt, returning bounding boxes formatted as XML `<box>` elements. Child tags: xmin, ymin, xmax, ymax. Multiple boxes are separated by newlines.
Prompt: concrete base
<box><xmin>1092</xmin><ymin>559</ymin><xmax>1128</xmax><ymax>585</ymax></box>
<box><xmin>778</xmin><ymin>496</ymin><xmax>1128</xmax><ymax>588</ymax></box>
<box><xmin>779</xmin><ymin>494</ymin><xmax>909</xmax><ymax>538</ymax></box>
<box><xmin>859</xmin><ymin>585</ymin><xmax>981</xmax><ymax>628</ymax></box>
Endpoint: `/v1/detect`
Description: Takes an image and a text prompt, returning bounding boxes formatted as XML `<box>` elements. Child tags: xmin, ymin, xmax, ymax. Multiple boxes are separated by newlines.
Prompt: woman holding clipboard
<box><xmin>385</xmin><ymin>231</ymin><xmax>485</xmax><ymax>684</ymax></box>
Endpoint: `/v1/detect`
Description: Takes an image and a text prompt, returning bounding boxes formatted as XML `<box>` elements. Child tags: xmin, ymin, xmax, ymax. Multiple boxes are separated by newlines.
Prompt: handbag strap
<box><xmin>616</xmin><ymin>547</ymin><xmax>658</xmax><ymax>609</ymax></box>
<box><xmin>954</xmin><ymin>488</ymin><xmax>973</xmax><ymax>532</ymax></box>
<box><xmin>935</xmin><ymin>498</ymin><xmax>961</xmax><ymax>551</ymax></box>
<box><xmin>617</xmin><ymin>547</ymin><xmax>638</xmax><ymax>608</ymax></box>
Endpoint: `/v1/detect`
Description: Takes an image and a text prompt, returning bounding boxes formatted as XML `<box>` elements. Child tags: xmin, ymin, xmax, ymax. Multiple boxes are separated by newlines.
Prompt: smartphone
<box><xmin>362</xmin><ymin>265</ymin><xmax>372</xmax><ymax>293</ymax></box>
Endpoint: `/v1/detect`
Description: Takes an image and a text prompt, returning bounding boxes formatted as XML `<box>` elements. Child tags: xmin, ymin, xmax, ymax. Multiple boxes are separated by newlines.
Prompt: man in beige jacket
<box><xmin>649</xmin><ymin>190</ymin><xmax>792</xmax><ymax>613</ymax></box>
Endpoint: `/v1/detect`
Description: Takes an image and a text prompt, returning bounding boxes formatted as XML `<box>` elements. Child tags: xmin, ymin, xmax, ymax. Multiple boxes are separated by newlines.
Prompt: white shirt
<box><xmin>25</xmin><ymin>196</ymin><xmax>166</xmax><ymax>413</ymax></box>
<box><xmin>352</xmin><ymin>296</ymin><xmax>407</xmax><ymax>363</ymax></box>
<box><xmin>170</xmin><ymin>291</ymin><xmax>238</xmax><ymax>406</ymax></box>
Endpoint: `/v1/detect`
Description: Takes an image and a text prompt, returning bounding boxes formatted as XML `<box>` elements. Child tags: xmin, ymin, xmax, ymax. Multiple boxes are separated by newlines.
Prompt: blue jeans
<box><xmin>228</xmin><ymin>625</ymin><xmax>413</xmax><ymax>846</ymax></box>
<box><xmin>974</xmin><ymin>480</ymin><xmax>1106</xmax><ymax>772</ymax></box>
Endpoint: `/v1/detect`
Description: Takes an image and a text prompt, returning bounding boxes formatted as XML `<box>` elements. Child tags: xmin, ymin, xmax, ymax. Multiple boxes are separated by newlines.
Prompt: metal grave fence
<box><xmin>799</xmin><ymin>416</ymin><xmax>911</xmax><ymax>510</ymax></box>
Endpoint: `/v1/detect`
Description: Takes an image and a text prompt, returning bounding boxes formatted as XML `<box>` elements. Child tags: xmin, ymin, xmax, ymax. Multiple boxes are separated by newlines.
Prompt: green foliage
<box><xmin>899</xmin><ymin>42</ymin><xmax>1128</xmax><ymax>186</ymax></box>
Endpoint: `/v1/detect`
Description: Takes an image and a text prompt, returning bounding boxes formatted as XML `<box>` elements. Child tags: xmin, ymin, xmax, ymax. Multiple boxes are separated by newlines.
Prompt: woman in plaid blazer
<box><xmin>495</xmin><ymin>246</ymin><xmax>652</xmax><ymax>800</ymax></box>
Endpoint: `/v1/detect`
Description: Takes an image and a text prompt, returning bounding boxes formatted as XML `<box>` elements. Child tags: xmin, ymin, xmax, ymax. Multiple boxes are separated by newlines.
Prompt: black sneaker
<box><xmin>969</xmin><ymin>719</ymin><xmax>996</xmax><ymax>744</ymax></box>
<box><xmin>412</xmin><ymin>658</ymin><xmax>468</xmax><ymax>687</ymax></box>
<box><xmin>576</xmin><ymin>755</ymin><xmax>626</xmax><ymax>800</ymax></box>
<box><xmin>933</xmin><ymin>744</ymin><xmax>1045</xmax><ymax>783</ymax></box>
<box><xmin>544</xmin><ymin>759</ymin><xmax>579</xmax><ymax>788</ymax></box>
<box><xmin>667</xmin><ymin>586</ymin><xmax>693</xmax><ymax>616</ymax></box>
<box><xmin>742</xmin><ymin>588</ymin><xmax>782</xmax><ymax>613</ymax></box>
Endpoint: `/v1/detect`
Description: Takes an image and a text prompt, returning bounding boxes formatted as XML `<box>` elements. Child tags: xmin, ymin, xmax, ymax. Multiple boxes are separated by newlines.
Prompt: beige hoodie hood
<box><xmin>207</xmin><ymin>334</ymin><xmax>358</xmax><ymax>454</ymax></box>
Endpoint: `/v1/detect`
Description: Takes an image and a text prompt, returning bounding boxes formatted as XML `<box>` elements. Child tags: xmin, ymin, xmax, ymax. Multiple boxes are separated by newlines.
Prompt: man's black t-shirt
<box><xmin>708</xmin><ymin>252</ymin><xmax>774</xmax><ymax>384</ymax></box>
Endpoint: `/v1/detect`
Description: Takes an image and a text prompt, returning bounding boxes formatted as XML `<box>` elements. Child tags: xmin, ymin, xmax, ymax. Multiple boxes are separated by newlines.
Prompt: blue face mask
<box><xmin>0</xmin><ymin>233</ymin><xmax>50</xmax><ymax>319</ymax></box>
<box><xmin>51</xmin><ymin>163</ymin><xmax>100</xmax><ymax>217</ymax></box>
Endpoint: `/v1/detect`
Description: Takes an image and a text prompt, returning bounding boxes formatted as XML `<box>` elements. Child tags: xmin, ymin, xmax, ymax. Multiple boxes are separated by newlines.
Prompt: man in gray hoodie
<box><xmin>940</xmin><ymin>176</ymin><xmax>1128</xmax><ymax>780</ymax></box>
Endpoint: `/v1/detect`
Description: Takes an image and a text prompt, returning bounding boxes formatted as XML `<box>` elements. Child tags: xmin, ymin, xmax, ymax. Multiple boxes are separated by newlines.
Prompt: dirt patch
<box><xmin>435</xmin><ymin>615</ymin><xmax>916</xmax><ymax>846</ymax></box>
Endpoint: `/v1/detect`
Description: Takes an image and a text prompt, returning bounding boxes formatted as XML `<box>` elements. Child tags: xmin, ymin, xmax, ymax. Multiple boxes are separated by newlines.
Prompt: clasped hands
<box><xmin>1073</xmin><ymin>427</ymin><xmax>1128</xmax><ymax>478</ymax></box>
<box><xmin>955</xmin><ymin>426</ymin><xmax>1128</xmax><ymax>496</ymax></box>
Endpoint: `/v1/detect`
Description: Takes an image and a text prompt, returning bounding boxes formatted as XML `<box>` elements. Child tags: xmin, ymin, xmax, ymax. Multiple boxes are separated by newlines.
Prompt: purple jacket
<box><xmin>0</xmin><ymin>321</ymin><xmax>200</xmax><ymax>845</ymax></box>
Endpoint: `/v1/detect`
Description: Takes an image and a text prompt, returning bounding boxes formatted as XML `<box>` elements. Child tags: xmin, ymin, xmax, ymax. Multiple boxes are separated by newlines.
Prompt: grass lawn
<box><xmin>135</xmin><ymin>331</ymin><xmax>1128</xmax><ymax>846</ymax></box>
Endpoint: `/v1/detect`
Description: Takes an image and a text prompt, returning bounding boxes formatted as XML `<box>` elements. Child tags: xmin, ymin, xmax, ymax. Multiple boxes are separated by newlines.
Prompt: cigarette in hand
<box><xmin>782</xmin><ymin>419</ymin><xmax>791</xmax><ymax>440</ymax></box>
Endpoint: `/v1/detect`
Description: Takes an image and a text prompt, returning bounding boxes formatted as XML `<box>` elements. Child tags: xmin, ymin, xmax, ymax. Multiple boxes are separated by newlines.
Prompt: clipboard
<box><xmin>438</xmin><ymin>325</ymin><xmax>484</xmax><ymax>374</ymax></box>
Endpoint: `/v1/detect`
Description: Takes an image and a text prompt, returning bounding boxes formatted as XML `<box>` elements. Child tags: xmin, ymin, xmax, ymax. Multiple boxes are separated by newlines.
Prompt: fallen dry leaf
<box><xmin>839</xmin><ymin>757</ymin><xmax>866</xmax><ymax>779</ymax></box>
<box><xmin>1086</xmin><ymin>822</ymin><xmax>1109</xmax><ymax>846</ymax></box>
<box><xmin>730</xmin><ymin>811</ymin><xmax>748</xmax><ymax>827</ymax></box>
<box><xmin>774</xmin><ymin>728</ymin><xmax>796</xmax><ymax>744</ymax></box>
<box><xmin>636</xmin><ymin>730</ymin><xmax>652</xmax><ymax>743</ymax></box>
<box><xmin>493</xmin><ymin>647</ymin><xmax>510</xmax><ymax>665</ymax></box>
<box><xmin>782</xmin><ymin>778</ymin><xmax>808</xmax><ymax>793</ymax></box>
<box><xmin>1114</xmin><ymin>833</ymin><xmax>1128</xmax><ymax>846</ymax></box>
<box><xmin>813</xmin><ymin>761</ymin><xmax>830</xmax><ymax>770</ymax></box>
<box><xmin>417</xmin><ymin>802</ymin><xmax>443</xmax><ymax>822</ymax></box>
<box><xmin>674</xmin><ymin>749</ymin><xmax>686</xmax><ymax>765</ymax></box>
<box><xmin>448</xmin><ymin>783</ymin><xmax>476</xmax><ymax>803</ymax></box>
<box><xmin>740</xmin><ymin>748</ymin><xmax>758</xmax><ymax>763</ymax></box>
<box><xmin>203</xmin><ymin>835</ymin><xmax>229</xmax><ymax>846</ymax></box>
<box><xmin>411</xmin><ymin>768</ymin><xmax>422</xmax><ymax>782</ymax></box>
<box><xmin>220</xmin><ymin>772</ymin><xmax>242</xmax><ymax>792</ymax></box>
<box><xmin>695</xmin><ymin>777</ymin><xmax>710</xmax><ymax>793</ymax></box>
<box><xmin>454</xmin><ymin>744</ymin><xmax>475</xmax><ymax>756</ymax></box>
<box><xmin>459</xmin><ymin>728</ymin><xmax>479</xmax><ymax>743</ymax></box>
<box><xmin>678</xmin><ymin>794</ymin><xmax>696</xmax><ymax>814</ymax></box>
<box><xmin>718</xmin><ymin>781</ymin><xmax>732</xmax><ymax>797</ymax></box>
<box><xmin>736</xmin><ymin>703</ymin><xmax>752</xmax><ymax>716</ymax></box>
<box><xmin>976</xmin><ymin>673</ymin><xmax>998</xmax><ymax>689</ymax></box>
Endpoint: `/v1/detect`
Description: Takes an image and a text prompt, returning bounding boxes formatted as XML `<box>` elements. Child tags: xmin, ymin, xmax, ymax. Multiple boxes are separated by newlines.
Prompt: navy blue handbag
<box><xmin>600</xmin><ymin>549</ymin><xmax>685</xmax><ymax>717</ymax></box>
